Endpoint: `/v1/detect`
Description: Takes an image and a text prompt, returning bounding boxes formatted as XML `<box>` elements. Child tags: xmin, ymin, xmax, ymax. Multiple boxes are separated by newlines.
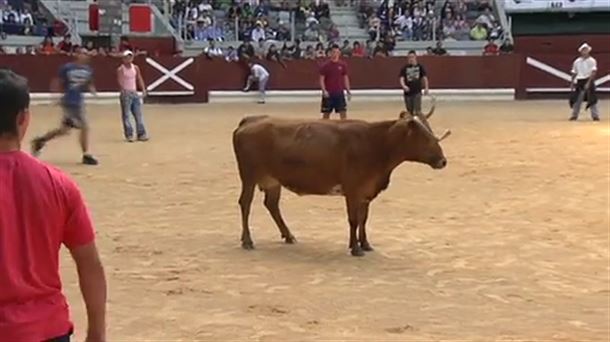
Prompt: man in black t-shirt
<box><xmin>399</xmin><ymin>50</ymin><xmax>429</xmax><ymax>115</ymax></box>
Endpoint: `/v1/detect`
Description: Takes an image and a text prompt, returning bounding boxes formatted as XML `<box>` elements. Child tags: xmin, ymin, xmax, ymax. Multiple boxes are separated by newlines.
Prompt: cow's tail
<box><xmin>237</xmin><ymin>115</ymin><xmax>268</xmax><ymax>128</ymax></box>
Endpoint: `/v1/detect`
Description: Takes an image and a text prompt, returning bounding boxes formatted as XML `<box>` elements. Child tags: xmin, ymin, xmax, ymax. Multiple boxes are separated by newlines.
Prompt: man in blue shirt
<box><xmin>31</xmin><ymin>48</ymin><xmax>98</xmax><ymax>165</ymax></box>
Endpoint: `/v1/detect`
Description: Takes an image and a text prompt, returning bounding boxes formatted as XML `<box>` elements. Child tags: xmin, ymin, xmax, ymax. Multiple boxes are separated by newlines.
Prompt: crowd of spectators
<box><xmin>358</xmin><ymin>0</ymin><xmax>503</xmax><ymax>43</ymax></box>
<box><xmin>202</xmin><ymin>36</ymin><xmax>412</xmax><ymax>63</ymax></box>
<box><xmin>170</xmin><ymin>0</ymin><xmax>338</xmax><ymax>43</ymax></box>
<box><xmin>0</xmin><ymin>34</ymin><xmax>149</xmax><ymax>56</ymax></box>
<box><xmin>0</xmin><ymin>0</ymin><xmax>46</xmax><ymax>36</ymax></box>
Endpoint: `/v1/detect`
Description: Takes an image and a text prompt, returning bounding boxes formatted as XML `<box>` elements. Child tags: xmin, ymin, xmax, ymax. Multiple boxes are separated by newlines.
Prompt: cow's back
<box><xmin>233</xmin><ymin>117</ymin><xmax>378</xmax><ymax>195</ymax></box>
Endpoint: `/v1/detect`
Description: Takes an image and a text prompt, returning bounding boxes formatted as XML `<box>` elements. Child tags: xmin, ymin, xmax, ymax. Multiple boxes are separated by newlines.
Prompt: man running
<box><xmin>569</xmin><ymin>43</ymin><xmax>600</xmax><ymax>121</ymax></box>
<box><xmin>320</xmin><ymin>44</ymin><xmax>352</xmax><ymax>120</ymax></box>
<box><xmin>118</xmin><ymin>50</ymin><xmax>149</xmax><ymax>142</ymax></box>
<box><xmin>0</xmin><ymin>69</ymin><xmax>107</xmax><ymax>342</ymax></box>
<box><xmin>31</xmin><ymin>48</ymin><xmax>99</xmax><ymax>165</ymax></box>
<box><xmin>399</xmin><ymin>50</ymin><xmax>429</xmax><ymax>115</ymax></box>
<box><xmin>243</xmin><ymin>61</ymin><xmax>269</xmax><ymax>104</ymax></box>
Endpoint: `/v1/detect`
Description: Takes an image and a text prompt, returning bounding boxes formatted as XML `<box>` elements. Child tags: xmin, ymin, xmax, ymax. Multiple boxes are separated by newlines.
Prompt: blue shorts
<box><xmin>321</xmin><ymin>93</ymin><xmax>347</xmax><ymax>114</ymax></box>
<box><xmin>61</xmin><ymin>104</ymin><xmax>87</xmax><ymax>129</ymax></box>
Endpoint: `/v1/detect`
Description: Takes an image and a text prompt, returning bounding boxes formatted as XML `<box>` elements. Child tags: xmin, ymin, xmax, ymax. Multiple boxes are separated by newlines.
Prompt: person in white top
<box><xmin>243</xmin><ymin>62</ymin><xmax>270</xmax><ymax>104</ymax></box>
<box><xmin>570</xmin><ymin>43</ymin><xmax>600</xmax><ymax>121</ymax></box>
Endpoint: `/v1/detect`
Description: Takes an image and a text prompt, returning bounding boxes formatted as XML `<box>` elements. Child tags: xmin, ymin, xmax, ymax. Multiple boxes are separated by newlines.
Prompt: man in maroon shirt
<box><xmin>0</xmin><ymin>70</ymin><xmax>107</xmax><ymax>342</ymax></box>
<box><xmin>319</xmin><ymin>44</ymin><xmax>352</xmax><ymax>120</ymax></box>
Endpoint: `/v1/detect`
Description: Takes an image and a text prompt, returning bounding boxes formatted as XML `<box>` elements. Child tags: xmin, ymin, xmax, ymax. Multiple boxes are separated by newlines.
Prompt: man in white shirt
<box><xmin>243</xmin><ymin>62</ymin><xmax>270</xmax><ymax>104</ymax></box>
<box><xmin>569</xmin><ymin>43</ymin><xmax>600</xmax><ymax>121</ymax></box>
<box><xmin>251</xmin><ymin>21</ymin><xmax>266</xmax><ymax>43</ymax></box>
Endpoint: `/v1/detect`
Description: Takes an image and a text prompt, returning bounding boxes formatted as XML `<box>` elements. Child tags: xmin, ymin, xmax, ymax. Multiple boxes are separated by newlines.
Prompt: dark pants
<box><xmin>321</xmin><ymin>93</ymin><xmax>347</xmax><ymax>114</ymax></box>
<box><xmin>403</xmin><ymin>93</ymin><xmax>422</xmax><ymax>114</ymax></box>
<box><xmin>45</xmin><ymin>330</ymin><xmax>72</xmax><ymax>342</ymax></box>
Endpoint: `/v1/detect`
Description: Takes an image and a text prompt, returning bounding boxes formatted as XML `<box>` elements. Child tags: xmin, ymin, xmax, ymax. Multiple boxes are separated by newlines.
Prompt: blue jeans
<box><xmin>120</xmin><ymin>91</ymin><xmax>147</xmax><ymax>138</ymax></box>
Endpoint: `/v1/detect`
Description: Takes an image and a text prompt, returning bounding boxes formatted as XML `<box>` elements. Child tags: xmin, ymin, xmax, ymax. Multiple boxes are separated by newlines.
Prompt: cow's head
<box><xmin>391</xmin><ymin>109</ymin><xmax>450</xmax><ymax>169</ymax></box>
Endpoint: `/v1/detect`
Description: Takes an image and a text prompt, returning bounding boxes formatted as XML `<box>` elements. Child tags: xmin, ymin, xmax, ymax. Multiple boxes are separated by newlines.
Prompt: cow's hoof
<box><xmin>242</xmin><ymin>242</ymin><xmax>255</xmax><ymax>250</ymax></box>
<box><xmin>361</xmin><ymin>243</ymin><xmax>374</xmax><ymax>252</ymax></box>
<box><xmin>284</xmin><ymin>235</ymin><xmax>297</xmax><ymax>244</ymax></box>
<box><xmin>351</xmin><ymin>247</ymin><xmax>365</xmax><ymax>257</ymax></box>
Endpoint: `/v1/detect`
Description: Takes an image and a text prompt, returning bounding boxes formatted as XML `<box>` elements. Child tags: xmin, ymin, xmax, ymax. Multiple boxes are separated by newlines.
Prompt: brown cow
<box><xmin>232</xmin><ymin>108</ymin><xmax>450</xmax><ymax>256</ymax></box>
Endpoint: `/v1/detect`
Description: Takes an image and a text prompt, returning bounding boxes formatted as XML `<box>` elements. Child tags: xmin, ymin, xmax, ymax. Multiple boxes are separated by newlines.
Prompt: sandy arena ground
<box><xmin>26</xmin><ymin>99</ymin><xmax>609</xmax><ymax>341</ymax></box>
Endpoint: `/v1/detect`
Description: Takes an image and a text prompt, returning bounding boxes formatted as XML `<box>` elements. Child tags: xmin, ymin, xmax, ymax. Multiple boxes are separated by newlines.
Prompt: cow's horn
<box><xmin>425</xmin><ymin>96</ymin><xmax>437</xmax><ymax>119</ymax></box>
<box><xmin>438</xmin><ymin>129</ymin><xmax>451</xmax><ymax>141</ymax></box>
<box><xmin>399</xmin><ymin>111</ymin><xmax>410</xmax><ymax>119</ymax></box>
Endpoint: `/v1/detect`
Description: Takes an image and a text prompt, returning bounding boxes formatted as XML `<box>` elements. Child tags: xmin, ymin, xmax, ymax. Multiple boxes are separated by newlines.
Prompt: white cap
<box><xmin>123</xmin><ymin>50</ymin><xmax>134</xmax><ymax>57</ymax></box>
<box><xmin>578</xmin><ymin>43</ymin><xmax>592</xmax><ymax>52</ymax></box>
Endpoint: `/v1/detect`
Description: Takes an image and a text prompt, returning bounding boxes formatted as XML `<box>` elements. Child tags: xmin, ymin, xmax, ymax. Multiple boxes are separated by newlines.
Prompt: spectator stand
<box><xmin>177</xmin><ymin>1</ymin><xmax>340</xmax><ymax>58</ymax></box>
<box><xmin>0</xmin><ymin>0</ymin><xmax>78</xmax><ymax>54</ymax></box>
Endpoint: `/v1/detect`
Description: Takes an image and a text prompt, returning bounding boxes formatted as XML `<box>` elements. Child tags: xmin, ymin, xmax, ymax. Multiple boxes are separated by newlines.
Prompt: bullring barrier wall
<box><xmin>0</xmin><ymin>54</ymin><xmax>607</xmax><ymax>104</ymax></box>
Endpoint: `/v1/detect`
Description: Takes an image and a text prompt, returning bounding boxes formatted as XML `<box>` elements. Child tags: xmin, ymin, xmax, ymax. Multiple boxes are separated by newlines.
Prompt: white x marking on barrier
<box><xmin>526</xmin><ymin>57</ymin><xmax>610</xmax><ymax>86</ymax></box>
<box><xmin>146</xmin><ymin>58</ymin><xmax>195</xmax><ymax>92</ymax></box>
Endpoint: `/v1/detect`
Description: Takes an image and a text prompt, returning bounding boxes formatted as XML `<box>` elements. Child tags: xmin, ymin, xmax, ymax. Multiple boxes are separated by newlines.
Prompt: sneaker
<box><xmin>137</xmin><ymin>136</ymin><xmax>149</xmax><ymax>142</ymax></box>
<box><xmin>82</xmin><ymin>154</ymin><xmax>99</xmax><ymax>165</ymax></box>
<box><xmin>593</xmin><ymin>117</ymin><xmax>600</xmax><ymax>121</ymax></box>
<box><xmin>257</xmin><ymin>100</ymin><xmax>265</xmax><ymax>104</ymax></box>
<box><xmin>31</xmin><ymin>138</ymin><xmax>45</xmax><ymax>157</ymax></box>
<box><xmin>569</xmin><ymin>117</ymin><xmax>578</xmax><ymax>121</ymax></box>
<box><xmin>126</xmin><ymin>137</ymin><xmax>135</xmax><ymax>143</ymax></box>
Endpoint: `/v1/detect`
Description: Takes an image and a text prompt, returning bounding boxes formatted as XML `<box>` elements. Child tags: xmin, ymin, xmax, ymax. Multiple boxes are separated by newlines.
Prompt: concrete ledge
<box><xmin>208</xmin><ymin>89</ymin><xmax>516</xmax><ymax>103</ymax></box>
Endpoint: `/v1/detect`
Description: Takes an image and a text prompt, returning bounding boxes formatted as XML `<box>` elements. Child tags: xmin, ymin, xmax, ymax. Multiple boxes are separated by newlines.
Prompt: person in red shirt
<box><xmin>352</xmin><ymin>41</ymin><xmax>365</xmax><ymax>57</ymax></box>
<box><xmin>57</xmin><ymin>34</ymin><xmax>73</xmax><ymax>55</ymax></box>
<box><xmin>483</xmin><ymin>38</ymin><xmax>499</xmax><ymax>56</ymax></box>
<box><xmin>0</xmin><ymin>70</ymin><xmax>107</xmax><ymax>342</ymax></box>
<box><xmin>319</xmin><ymin>44</ymin><xmax>352</xmax><ymax>120</ymax></box>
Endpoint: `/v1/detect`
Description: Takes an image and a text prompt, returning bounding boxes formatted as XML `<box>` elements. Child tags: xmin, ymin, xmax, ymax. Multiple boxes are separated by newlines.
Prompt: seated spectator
<box><xmin>327</xmin><ymin>24</ymin><xmax>340</xmax><ymax>42</ymax></box>
<box><xmin>38</xmin><ymin>36</ymin><xmax>56</xmax><ymax>55</ymax></box>
<box><xmin>251</xmin><ymin>21</ymin><xmax>265</xmax><ymax>42</ymax></box>
<box><xmin>488</xmin><ymin>20</ymin><xmax>502</xmax><ymax>40</ymax></box>
<box><xmin>204</xmin><ymin>39</ymin><xmax>223</xmax><ymax>58</ymax></box>
<box><xmin>352</xmin><ymin>41</ymin><xmax>365</xmax><ymax>57</ymax></box>
<box><xmin>237</xmin><ymin>40</ymin><xmax>255</xmax><ymax>60</ymax></box>
<box><xmin>56</xmin><ymin>34</ymin><xmax>72</xmax><ymax>54</ymax></box>
<box><xmin>470</xmin><ymin>23</ymin><xmax>487</xmax><ymax>40</ymax></box>
<box><xmin>340</xmin><ymin>39</ymin><xmax>351</xmax><ymax>57</ymax></box>
<box><xmin>84</xmin><ymin>40</ymin><xmax>98</xmax><ymax>56</ymax></box>
<box><xmin>426</xmin><ymin>46</ymin><xmax>434</xmax><ymax>55</ymax></box>
<box><xmin>383</xmin><ymin>32</ymin><xmax>396</xmax><ymax>55</ymax></box>
<box><xmin>483</xmin><ymin>39</ymin><xmax>499</xmax><ymax>56</ymax></box>
<box><xmin>25</xmin><ymin>45</ymin><xmax>36</xmax><ymax>55</ymax></box>
<box><xmin>276</xmin><ymin>22</ymin><xmax>290</xmax><ymax>41</ymax></box>
<box><xmin>281</xmin><ymin>43</ymin><xmax>292</xmax><ymax>60</ymax></box>
<box><xmin>476</xmin><ymin>7</ymin><xmax>495</xmax><ymax>29</ymax></box>
<box><xmin>0</xmin><ymin>45</ymin><xmax>5</xmax><ymax>54</ymax></box>
<box><xmin>314</xmin><ymin>42</ymin><xmax>325</xmax><ymax>58</ymax></box>
<box><xmin>303</xmin><ymin>22</ymin><xmax>319</xmax><ymax>41</ymax></box>
<box><xmin>305</xmin><ymin>12</ymin><xmax>319</xmax><ymax>28</ymax></box>
<box><xmin>287</xmin><ymin>39</ymin><xmax>302</xmax><ymax>59</ymax></box>
<box><xmin>368</xmin><ymin>15</ymin><xmax>381</xmax><ymax>40</ymax></box>
<box><xmin>225</xmin><ymin>46</ymin><xmax>239</xmax><ymax>62</ymax></box>
<box><xmin>303</xmin><ymin>44</ymin><xmax>315</xmax><ymax>59</ymax></box>
<box><xmin>372</xmin><ymin>41</ymin><xmax>387</xmax><ymax>58</ymax></box>
<box><xmin>266</xmin><ymin>43</ymin><xmax>281</xmax><ymax>62</ymax></box>
<box><xmin>432</xmin><ymin>40</ymin><xmax>448</xmax><ymax>55</ymax></box>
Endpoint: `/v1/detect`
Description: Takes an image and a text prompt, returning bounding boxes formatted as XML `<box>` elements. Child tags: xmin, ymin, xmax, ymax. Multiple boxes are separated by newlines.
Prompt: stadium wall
<box><xmin>0</xmin><ymin>55</ymin><xmax>607</xmax><ymax>104</ymax></box>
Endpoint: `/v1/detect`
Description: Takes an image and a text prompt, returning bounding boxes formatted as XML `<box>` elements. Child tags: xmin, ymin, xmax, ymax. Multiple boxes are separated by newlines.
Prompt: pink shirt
<box><xmin>0</xmin><ymin>151</ymin><xmax>95</xmax><ymax>341</ymax></box>
<box><xmin>118</xmin><ymin>63</ymin><xmax>138</xmax><ymax>92</ymax></box>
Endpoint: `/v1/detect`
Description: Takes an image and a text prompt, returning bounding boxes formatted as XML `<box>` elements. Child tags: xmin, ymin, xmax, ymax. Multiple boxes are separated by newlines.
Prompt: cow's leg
<box><xmin>263</xmin><ymin>186</ymin><xmax>296</xmax><ymax>244</ymax></box>
<box><xmin>358</xmin><ymin>202</ymin><xmax>374</xmax><ymax>252</ymax></box>
<box><xmin>346</xmin><ymin>196</ymin><xmax>364</xmax><ymax>257</ymax></box>
<box><xmin>239</xmin><ymin>182</ymin><xmax>256</xmax><ymax>250</ymax></box>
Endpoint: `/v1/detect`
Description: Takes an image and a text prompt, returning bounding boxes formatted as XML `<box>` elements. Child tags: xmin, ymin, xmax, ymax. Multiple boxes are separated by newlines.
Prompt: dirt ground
<box><xmin>27</xmin><ymin>99</ymin><xmax>609</xmax><ymax>341</ymax></box>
